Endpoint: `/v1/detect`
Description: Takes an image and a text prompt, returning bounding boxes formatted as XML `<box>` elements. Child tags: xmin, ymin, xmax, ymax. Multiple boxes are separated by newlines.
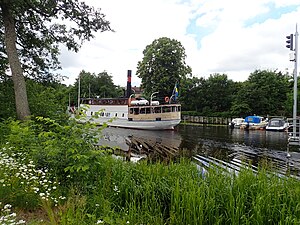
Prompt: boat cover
<box><xmin>244</xmin><ymin>116</ymin><xmax>262</xmax><ymax>123</ymax></box>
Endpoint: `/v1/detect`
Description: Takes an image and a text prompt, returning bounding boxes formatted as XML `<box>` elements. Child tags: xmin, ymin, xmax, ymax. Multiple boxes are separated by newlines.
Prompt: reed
<box><xmin>77</xmin><ymin>157</ymin><xmax>299</xmax><ymax>225</ymax></box>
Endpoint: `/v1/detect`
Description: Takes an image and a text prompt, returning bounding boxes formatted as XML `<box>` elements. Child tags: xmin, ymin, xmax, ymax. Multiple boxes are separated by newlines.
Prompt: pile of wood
<box><xmin>124</xmin><ymin>136</ymin><xmax>180</xmax><ymax>162</ymax></box>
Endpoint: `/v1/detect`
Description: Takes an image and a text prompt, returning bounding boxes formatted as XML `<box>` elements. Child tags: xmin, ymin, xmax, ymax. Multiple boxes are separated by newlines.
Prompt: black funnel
<box><xmin>126</xmin><ymin>70</ymin><xmax>132</xmax><ymax>98</ymax></box>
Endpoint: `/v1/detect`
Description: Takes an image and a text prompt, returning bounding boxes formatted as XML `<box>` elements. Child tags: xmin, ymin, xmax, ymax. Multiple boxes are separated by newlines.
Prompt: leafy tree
<box><xmin>234</xmin><ymin>70</ymin><xmax>290</xmax><ymax>116</ymax></box>
<box><xmin>180</xmin><ymin>76</ymin><xmax>206</xmax><ymax>111</ymax></box>
<box><xmin>0</xmin><ymin>78</ymin><xmax>70</xmax><ymax>120</ymax></box>
<box><xmin>201</xmin><ymin>74</ymin><xmax>237</xmax><ymax>114</ymax></box>
<box><xmin>0</xmin><ymin>77</ymin><xmax>15</xmax><ymax>119</ymax></box>
<box><xmin>230</xmin><ymin>102</ymin><xmax>252</xmax><ymax>118</ymax></box>
<box><xmin>71</xmin><ymin>70</ymin><xmax>124</xmax><ymax>105</ymax></box>
<box><xmin>26</xmin><ymin>80</ymin><xmax>70</xmax><ymax>120</ymax></box>
<box><xmin>283</xmin><ymin>77</ymin><xmax>300</xmax><ymax>117</ymax></box>
<box><xmin>136</xmin><ymin>37</ymin><xmax>191</xmax><ymax>99</ymax></box>
<box><xmin>0</xmin><ymin>0</ymin><xmax>112</xmax><ymax>120</ymax></box>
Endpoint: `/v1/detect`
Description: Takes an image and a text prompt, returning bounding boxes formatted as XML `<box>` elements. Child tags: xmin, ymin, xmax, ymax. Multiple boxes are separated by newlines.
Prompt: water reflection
<box><xmin>99</xmin><ymin>124</ymin><xmax>300</xmax><ymax>177</ymax></box>
<box><xmin>100</xmin><ymin>127</ymin><xmax>182</xmax><ymax>150</ymax></box>
<box><xmin>179</xmin><ymin>124</ymin><xmax>300</xmax><ymax>177</ymax></box>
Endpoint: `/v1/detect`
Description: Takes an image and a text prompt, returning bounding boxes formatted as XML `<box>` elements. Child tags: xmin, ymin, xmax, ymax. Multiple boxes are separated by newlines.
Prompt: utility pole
<box><xmin>78</xmin><ymin>74</ymin><xmax>81</xmax><ymax>110</ymax></box>
<box><xmin>286</xmin><ymin>24</ymin><xmax>298</xmax><ymax>140</ymax></box>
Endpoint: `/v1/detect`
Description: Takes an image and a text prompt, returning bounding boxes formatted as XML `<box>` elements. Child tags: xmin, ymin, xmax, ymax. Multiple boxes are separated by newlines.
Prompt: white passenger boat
<box><xmin>75</xmin><ymin>97</ymin><xmax>181</xmax><ymax>130</ymax></box>
<box><xmin>70</xmin><ymin>70</ymin><xmax>181</xmax><ymax>130</ymax></box>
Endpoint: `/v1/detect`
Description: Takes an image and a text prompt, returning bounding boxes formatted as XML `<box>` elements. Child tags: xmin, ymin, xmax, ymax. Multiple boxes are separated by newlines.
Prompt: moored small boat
<box><xmin>240</xmin><ymin>115</ymin><xmax>267</xmax><ymax>130</ymax></box>
<box><xmin>229</xmin><ymin>118</ymin><xmax>244</xmax><ymax>129</ymax></box>
<box><xmin>266</xmin><ymin>117</ymin><xmax>289</xmax><ymax>132</ymax></box>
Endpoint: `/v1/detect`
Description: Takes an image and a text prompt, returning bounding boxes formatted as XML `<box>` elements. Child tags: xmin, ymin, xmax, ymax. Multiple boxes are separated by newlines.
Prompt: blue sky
<box><xmin>59</xmin><ymin>0</ymin><xmax>300</xmax><ymax>87</ymax></box>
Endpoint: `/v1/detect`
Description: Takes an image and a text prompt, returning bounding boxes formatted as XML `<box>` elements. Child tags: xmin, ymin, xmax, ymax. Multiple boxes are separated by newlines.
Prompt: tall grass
<box><xmin>84</xmin><ymin>157</ymin><xmax>300</xmax><ymax>225</ymax></box>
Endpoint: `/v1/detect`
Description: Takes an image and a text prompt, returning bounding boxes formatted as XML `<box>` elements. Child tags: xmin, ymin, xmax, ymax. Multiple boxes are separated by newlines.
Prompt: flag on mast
<box><xmin>172</xmin><ymin>82</ymin><xmax>179</xmax><ymax>101</ymax></box>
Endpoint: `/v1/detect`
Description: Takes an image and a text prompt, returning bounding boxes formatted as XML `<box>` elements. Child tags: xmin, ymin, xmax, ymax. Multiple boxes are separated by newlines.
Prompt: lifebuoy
<box><xmin>165</xmin><ymin>96</ymin><xmax>169</xmax><ymax>103</ymax></box>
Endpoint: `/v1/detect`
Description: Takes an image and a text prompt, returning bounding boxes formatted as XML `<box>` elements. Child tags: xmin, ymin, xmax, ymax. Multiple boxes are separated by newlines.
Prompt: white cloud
<box><xmin>59</xmin><ymin>0</ymin><xmax>300</xmax><ymax>87</ymax></box>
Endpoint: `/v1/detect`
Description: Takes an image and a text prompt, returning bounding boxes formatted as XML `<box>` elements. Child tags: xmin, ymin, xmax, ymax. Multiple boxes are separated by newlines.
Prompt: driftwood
<box><xmin>95</xmin><ymin>133</ymin><xmax>181</xmax><ymax>162</ymax></box>
<box><xmin>124</xmin><ymin>136</ymin><xmax>180</xmax><ymax>162</ymax></box>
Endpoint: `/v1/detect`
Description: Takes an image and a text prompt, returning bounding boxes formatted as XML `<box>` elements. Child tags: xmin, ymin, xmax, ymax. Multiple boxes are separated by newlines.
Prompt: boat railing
<box><xmin>288</xmin><ymin>117</ymin><xmax>300</xmax><ymax>146</ymax></box>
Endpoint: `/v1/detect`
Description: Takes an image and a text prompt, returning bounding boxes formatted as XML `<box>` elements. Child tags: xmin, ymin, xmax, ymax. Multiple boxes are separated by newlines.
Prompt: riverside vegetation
<box><xmin>0</xmin><ymin>116</ymin><xmax>300</xmax><ymax>225</ymax></box>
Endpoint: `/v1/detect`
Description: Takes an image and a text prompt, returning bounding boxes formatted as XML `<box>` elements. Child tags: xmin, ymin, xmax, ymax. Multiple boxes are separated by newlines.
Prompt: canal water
<box><xmin>100</xmin><ymin>124</ymin><xmax>300</xmax><ymax>177</ymax></box>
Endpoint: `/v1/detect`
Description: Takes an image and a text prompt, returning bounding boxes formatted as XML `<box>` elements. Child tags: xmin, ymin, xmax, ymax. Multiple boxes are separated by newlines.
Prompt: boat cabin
<box><xmin>128</xmin><ymin>104</ymin><xmax>181</xmax><ymax>121</ymax></box>
<box><xmin>82</xmin><ymin>98</ymin><xmax>128</xmax><ymax>105</ymax></box>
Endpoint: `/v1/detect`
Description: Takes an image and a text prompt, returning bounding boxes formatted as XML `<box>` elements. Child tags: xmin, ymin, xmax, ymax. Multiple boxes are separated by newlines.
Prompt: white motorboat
<box><xmin>240</xmin><ymin>115</ymin><xmax>268</xmax><ymax>130</ymax></box>
<box><xmin>229</xmin><ymin>118</ymin><xmax>244</xmax><ymax>129</ymax></box>
<box><xmin>266</xmin><ymin>117</ymin><xmax>289</xmax><ymax>132</ymax></box>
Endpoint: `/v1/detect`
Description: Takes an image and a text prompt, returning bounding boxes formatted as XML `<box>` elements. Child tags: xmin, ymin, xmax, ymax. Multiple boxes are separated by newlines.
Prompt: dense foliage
<box><xmin>233</xmin><ymin>70</ymin><xmax>291</xmax><ymax>117</ymax></box>
<box><xmin>70</xmin><ymin>70</ymin><xmax>124</xmax><ymax>106</ymax></box>
<box><xmin>136</xmin><ymin>37</ymin><xmax>192</xmax><ymax>98</ymax></box>
<box><xmin>180</xmin><ymin>70</ymin><xmax>296</xmax><ymax>118</ymax></box>
<box><xmin>0</xmin><ymin>78</ymin><xmax>70</xmax><ymax>120</ymax></box>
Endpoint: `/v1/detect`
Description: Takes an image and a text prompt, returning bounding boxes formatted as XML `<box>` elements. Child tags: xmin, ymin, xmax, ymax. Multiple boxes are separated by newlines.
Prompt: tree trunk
<box><xmin>1</xmin><ymin>3</ymin><xmax>30</xmax><ymax>120</ymax></box>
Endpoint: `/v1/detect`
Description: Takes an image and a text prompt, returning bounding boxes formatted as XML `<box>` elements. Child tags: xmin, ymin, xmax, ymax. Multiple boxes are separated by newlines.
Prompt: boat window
<box><xmin>146</xmin><ymin>107</ymin><xmax>151</xmax><ymax>114</ymax></box>
<box><xmin>122</xmin><ymin>113</ymin><xmax>125</xmax><ymax>117</ymax></box>
<box><xmin>100</xmin><ymin>112</ymin><xmax>104</xmax><ymax>117</ymax></box>
<box><xmin>162</xmin><ymin>106</ymin><xmax>171</xmax><ymax>113</ymax></box>
<box><xmin>129</xmin><ymin>108</ymin><xmax>134</xmax><ymax>114</ymax></box>
<box><xmin>154</xmin><ymin>107</ymin><xmax>162</xmax><ymax>113</ymax></box>
<box><xmin>178</xmin><ymin>106</ymin><xmax>181</xmax><ymax>111</ymax></box>
<box><xmin>156</xmin><ymin>118</ymin><xmax>161</xmax><ymax>121</ymax></box>
<box><xmin>115</xmin><ymin>113</ymin><xmax>117</xmax><ymax>117</ymax></box>
<box><xmin>91</xmin><ymin>112</ymin><xmax>93</xmax><ymax>116</ymax></box>
<box><xmin>270</xmin><ymin>120</ymin><xmax>284</xmax><ymax>127</ymax></box>
<box><xmin>140</xmin><ymin>108</ymin><xmax>146</xmax><ymax>114</ymax></box>
<box><xmin>134</xmin><ymin>108</ymin><xmax>139</xmax><ymax>115</ymax></box>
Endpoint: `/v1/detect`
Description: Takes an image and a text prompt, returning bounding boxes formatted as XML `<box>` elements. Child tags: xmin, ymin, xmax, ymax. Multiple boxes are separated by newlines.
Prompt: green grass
<box><xmin>1</xmin><ymin>151</ymin><xmax>300</xmax><ymax>224</ymax></box>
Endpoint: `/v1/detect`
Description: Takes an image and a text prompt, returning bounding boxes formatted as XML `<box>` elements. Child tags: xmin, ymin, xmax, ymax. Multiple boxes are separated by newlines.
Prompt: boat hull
<box><xmin>266</xmin><ymin>127</ymin><xmax>288</xmax><ymax>132</ymax></box>
<box><xmin>84</xmin><ymin>116</ymin><xmax>181</xmax><ymax>130</ymax></box>
<box><xmin>240</xmin><ymin>123</ymin><xmax>267</xmax><ymax>130</ymax></box>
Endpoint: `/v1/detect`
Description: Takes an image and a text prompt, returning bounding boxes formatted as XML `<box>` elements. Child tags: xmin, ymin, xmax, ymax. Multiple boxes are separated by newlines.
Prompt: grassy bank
<box><xmin>0</xmin><ymin>117</ymin><xmax>300</xmax><ymax>224</ymax></box>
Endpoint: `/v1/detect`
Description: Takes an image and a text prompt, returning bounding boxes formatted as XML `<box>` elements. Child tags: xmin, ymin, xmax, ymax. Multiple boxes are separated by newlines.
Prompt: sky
<box><xmin>59</xmin><ymin>0</ymin><xmax>300</xmax><ymax>87</ymax></box>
